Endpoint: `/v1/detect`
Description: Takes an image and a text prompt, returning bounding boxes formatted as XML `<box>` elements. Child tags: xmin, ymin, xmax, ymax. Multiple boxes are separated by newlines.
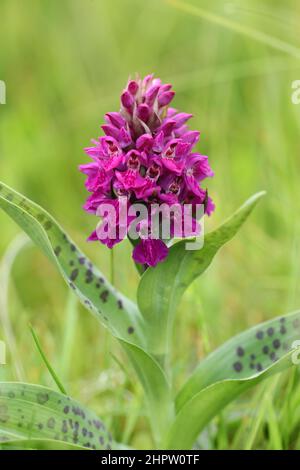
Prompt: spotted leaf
<box><xmin>0</xmin><ymin>182</ymin><xmax>145</xmax><ymax>348</ymax></box>
<box><xmin>0</xmin><ymin>382</ymin><xmax>113</xmax><ymax>450</ymax></box>
<box><xmin>138</xmin><ymin>192</ymin><xmax>266</xmax><ymax>355</ymax></box>
<box><xmin>0</xmin><ymin>182</ymin><xmax>172</xmax><ymax>443</ymax></box>
<box><xmin>165</xmin><ymin>311</ymin><xmax>300</xmax><ymax>449</ymax></box>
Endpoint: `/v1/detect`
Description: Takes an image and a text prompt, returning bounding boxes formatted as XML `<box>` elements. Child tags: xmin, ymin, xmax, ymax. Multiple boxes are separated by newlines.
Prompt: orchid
<box><xmin>79</xmin><ymin>75</ymin><xmax>214</xmax><ymax>267</ymax></box>
<box><xmin>0</xmin><ymin>77</ymin><xmax>299</xmax><ymax>452</ymax></box>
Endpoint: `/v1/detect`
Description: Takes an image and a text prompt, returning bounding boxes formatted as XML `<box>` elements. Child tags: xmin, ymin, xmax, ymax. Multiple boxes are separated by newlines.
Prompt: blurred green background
<box><xmin>1</xmin><ymin>0</ymin><xmax>300</xmax><ymax>449</ymax></box>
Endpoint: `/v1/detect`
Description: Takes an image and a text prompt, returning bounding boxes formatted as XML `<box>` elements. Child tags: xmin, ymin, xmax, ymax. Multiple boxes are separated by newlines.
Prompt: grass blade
<box><xmin>29</xmin><ymin>324</ymin><xmax>67</xmax><ymax>395</ymax></box>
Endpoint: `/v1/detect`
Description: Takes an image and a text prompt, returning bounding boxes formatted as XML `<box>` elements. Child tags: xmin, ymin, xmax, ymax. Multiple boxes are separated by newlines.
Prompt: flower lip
<box><xmin>167</xmin><ymin>177</ymin><xmax>182</xmax><ymax>195</ymax></box>
<box><xmin>127</xmin><ymin>150</ymin><xmax>141</xmax><ymax>170</ymax></box>
<box><xmin>146</xmin><ymin>162</ymin><xmax>161</xmax><ymax>181</ymax></box>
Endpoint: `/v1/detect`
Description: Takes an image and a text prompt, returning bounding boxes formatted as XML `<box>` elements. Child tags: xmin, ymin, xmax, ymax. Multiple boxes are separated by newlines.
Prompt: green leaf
<box><xmin>0</xmin><ymin>182</ymin><xmax>145</xmax><ymax>349</ymax></box>
<box><xmin>0</xmin><ymin>382</ymin><xmax>113</xmax><ymax>449</ymax></box>
<box><xmin>165</xmin><ymin>311</ymin><xmax>300</xmax><ymax>449</ymax></box>
<box><xmin>137</xmin><ymin>192</ymin><xmax>265</xmax><ymax>355</ymax></box>
<box><xmin>0</xmin><ymin>182</ymin><xmax>172</xmax><ymax>448</ymax></box>
<box><xmin>120</xmin><ymin>341</ymin><xmax>174</xmax><ymax>447</ymax></box>
<box><xmin>176</xmin><ymin>311</ymin><xmax>300</xmax><ymax>410</ymax></box>
<box><xmin>0</xmin><ymin>439</ymin><xmax>89</xmax><ymax>450</ymax></box>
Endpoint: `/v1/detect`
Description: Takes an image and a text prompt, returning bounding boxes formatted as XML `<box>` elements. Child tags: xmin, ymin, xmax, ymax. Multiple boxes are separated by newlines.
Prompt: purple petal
<box><xmin>136</xmin><ymin>134</ymin><xmax>153</xmax><ymax>151</ymax></box>
<box><xmin>158</xmin><ymin>91</ymin><xmax>175</xmax><ymax>107</ymax></box>
<box><xmin>121</xmin><ymin>90</ymin><xmax>134</xmax><ymax>109</ymax></box>
<box><xmin>105</xmin><ymin>112</ymin><xmax>126</xmax><ymax>128</ymax></box>
<box><xmin>101</xmin><ymin>124</ymin><xmax>120</xmax><ymax>140</ymax></box>
<box><xmin>132</xmin><ymin>239</ymin><xmax>169</xmax><ymax>267</ymax></box>
<box><xmin>137</xmin><ymin>103</ymin><xmax>151</xmax><ymax>122</ymax></box>
<box><xmin>145</xmin><ymin>85</ymin><xmax>160</xmax><ymax>106</ymax></box>
<box><xmin>127</xmin><ymin>80</ymin><xmax>139</xmax><ymax>95</ymax></box>
<box><xmin>173</xmin><ymin>112</ymin><xmax>193</xmax><ymax>127</ymax></box>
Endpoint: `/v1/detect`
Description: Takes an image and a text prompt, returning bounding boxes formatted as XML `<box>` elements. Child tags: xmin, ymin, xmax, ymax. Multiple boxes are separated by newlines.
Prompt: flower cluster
<box><xmin>80</xmin><ymin>74</ymin><xmax>214</xmax><ymax>267</ymax></box>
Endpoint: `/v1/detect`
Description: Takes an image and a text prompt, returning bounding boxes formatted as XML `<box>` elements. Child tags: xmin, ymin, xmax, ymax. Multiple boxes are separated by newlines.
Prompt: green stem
<box><xmin>110</xmin><ymin>247</ymin><xmax>114</xmax><ymax>285</ymax></box>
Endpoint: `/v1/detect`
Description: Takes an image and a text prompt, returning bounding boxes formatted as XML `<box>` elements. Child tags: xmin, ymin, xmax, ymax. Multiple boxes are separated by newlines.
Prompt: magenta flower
<box><xmin>80</xmin><ymin>74</ymin><xmax>214</xmax><ymax>268</ymax></box>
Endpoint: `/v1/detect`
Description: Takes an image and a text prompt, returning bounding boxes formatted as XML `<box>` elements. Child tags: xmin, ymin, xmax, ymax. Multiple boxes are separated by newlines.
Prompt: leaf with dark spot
<box><xmin>0</xmin><ymin>383</ymin><xmax>113</xmax><ymax>450</ymax></box>
<box><xmin>0</xmin><ymin>181</ymin><xmax>145</xmax><ymax>349</ymax></box>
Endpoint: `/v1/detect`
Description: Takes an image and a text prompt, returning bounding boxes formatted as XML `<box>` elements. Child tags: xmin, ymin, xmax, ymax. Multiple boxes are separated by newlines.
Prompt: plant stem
<box><xmin>110</xmin><ymin>247</ymin><xmax>114</xmax><ymax>285</ymax></box>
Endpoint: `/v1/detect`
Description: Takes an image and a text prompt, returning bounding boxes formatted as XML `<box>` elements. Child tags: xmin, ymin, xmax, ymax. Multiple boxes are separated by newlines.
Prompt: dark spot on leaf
<box><xmin>100</xmin><ymin>290</ymin><xmax>109</xmax><ymax>302</ymax></box>
<box><xmin>273</xmin><ymin>339</ymin><xmax>281</xmax><ymax>349</ymax></box>
<box><xmin>93</xmin><ymin>419</ymin><xmax>102</xmax><ymax>429</ymax></box>
<box><xmin>262</xmin><ymin>345</ymin><xmax>269</xmax><ymax>354</ymax></box>
<box><xmin>62</xmin><ymin>420</ymin><xmax>68</xmax><ymax>433</ymax></box>
<box><xmin>37</xmin><ymin>392</ymin><xmax>49</xmax><ymax>405</ymax></box>
<box><xmin>47</xmin><ymin>417</ymin><xmax>55</xmax><ymax>429</ymax></box>
<box><xmin>128</xmin><ymin>326</ymin><xmax>134</xmax><ymax>335</ymax></box>
<box><xmin>233</xmin><ymin>362</ymin><xmax>243</xmax><ymax>372</ymax></box>
<box><xmin>44</xmin><ymin>220</ymin><xmax>52</xmax><ymax>231</ymax></box>
<box><xmin>267</xmin><ymin>327</ymin><xmax>274</xmax><ymax>337</ymax></box>
<box><xmin>269</xmin><ymin>352</ymin><xmax>277</xmax><ymax>362</ymax></box>
<box><xmin>70</xmin><ymin>269</ymin><xmax>79</xmax><ymax>281</ymax></box>
<box><xmin>256</xmin><ymin>331</ymin><xmax>264</xmax><ymax>340</ymax></box>
<box><xmin>54</xmin><ymin>246</ymin><xmax>61</xmax><ymax>257</ymax></box>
